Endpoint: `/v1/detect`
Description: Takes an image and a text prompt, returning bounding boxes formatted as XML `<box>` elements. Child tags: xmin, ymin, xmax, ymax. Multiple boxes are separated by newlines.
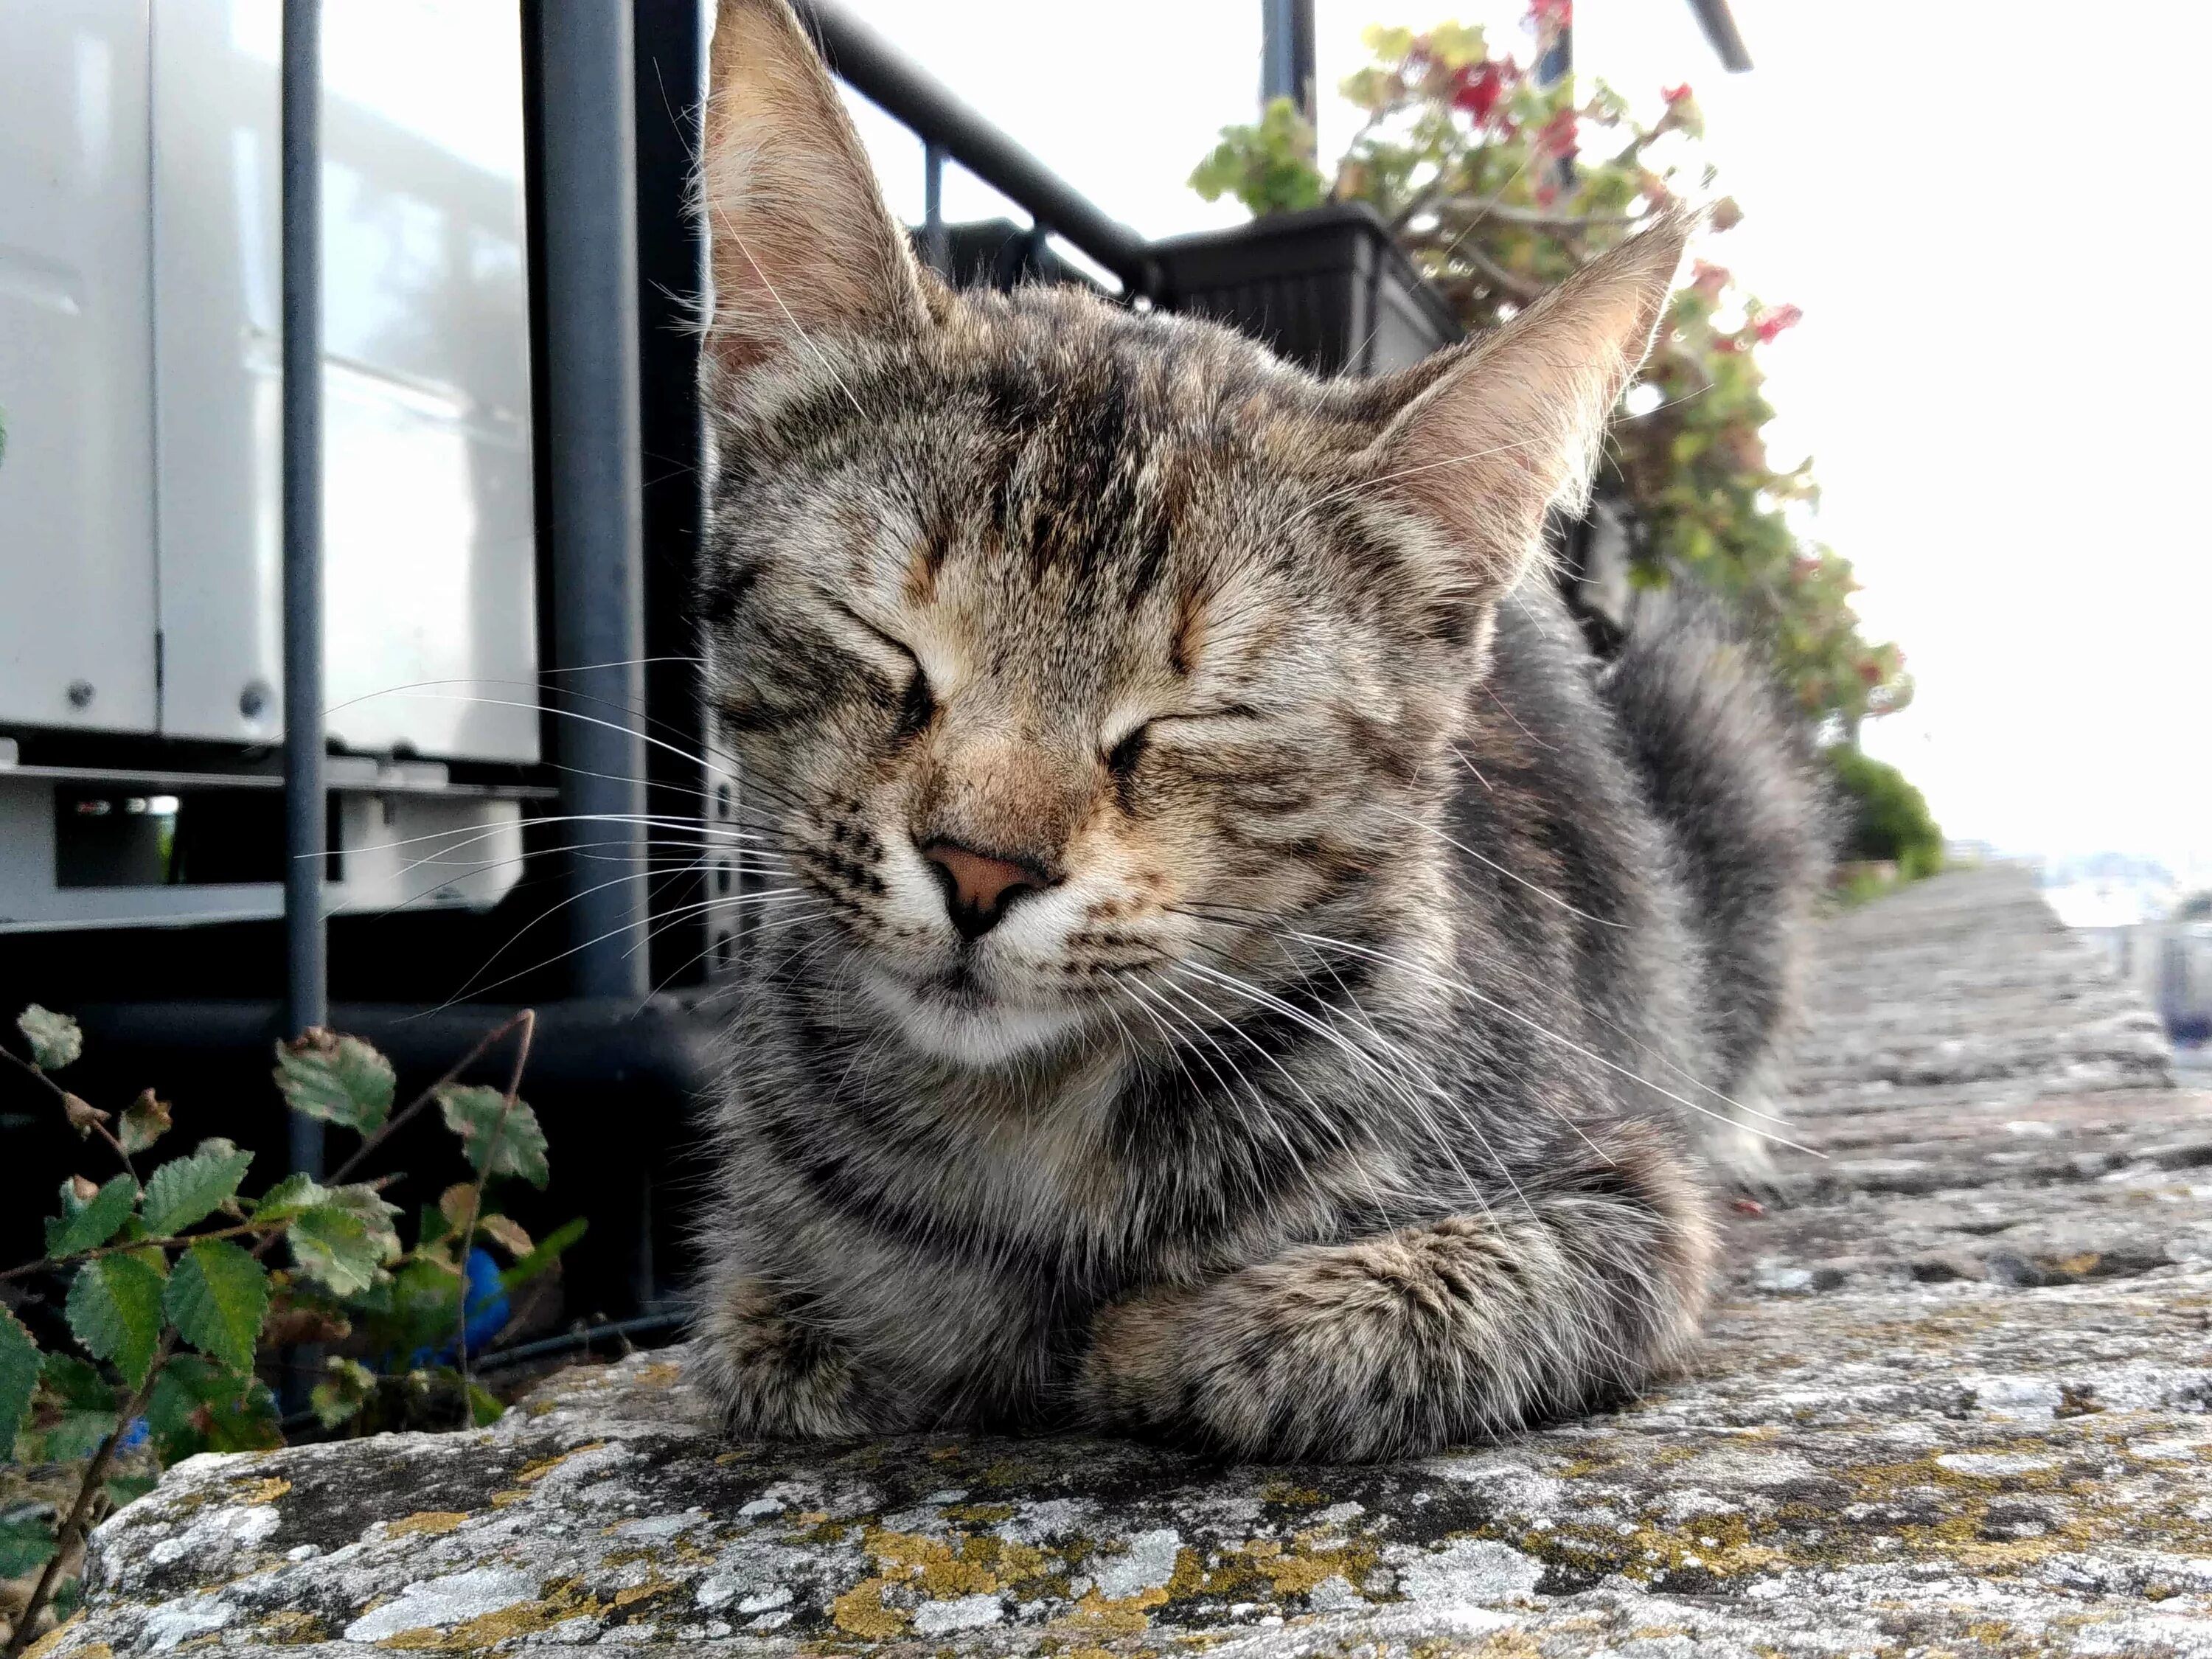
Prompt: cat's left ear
<box><xmin>700</xmin><ymin>0</ymin><xmax>931</xmax><ymax>381</ymax></box>
<box><xmin>1366</xmin><ymin>211</ymin><xmax>1693</xmax><ymax>602</ymax></box>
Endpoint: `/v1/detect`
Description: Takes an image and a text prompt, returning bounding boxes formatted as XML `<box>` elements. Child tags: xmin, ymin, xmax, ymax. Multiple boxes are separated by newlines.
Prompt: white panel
<box><xmin>0</xmin><ymin>0</ymin><xmax>159</xmax><ymax>734</ymax></box>
<box><xmin>153</xmin><ymin>0</ymin><xmax>539</xmax><ymax>760</ymax></box>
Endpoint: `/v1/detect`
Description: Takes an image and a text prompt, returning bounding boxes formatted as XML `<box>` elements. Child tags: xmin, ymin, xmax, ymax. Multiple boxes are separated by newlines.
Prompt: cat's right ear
<box><xmin>701</xmin><ymin>0</ymin><xmax>930</xmax><ymax>380</ymax></box>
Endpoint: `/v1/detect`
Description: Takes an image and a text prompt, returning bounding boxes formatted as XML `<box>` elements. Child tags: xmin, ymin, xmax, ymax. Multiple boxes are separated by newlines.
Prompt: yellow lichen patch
<box><xmin>526</xmin><ymin>1401</ymin><xmax>556</xmax><ymax>1419</ymax></box>
<box><xmin>1173</xmin><ymin>1534</ymin><xmax>1382</xmax><ymax>1602</ymax></box>
<box><xmin>372</xmin><ymin>1577</ymin><xmax>606</xmax><ymax>1649</ymax></box>
<box><xmin>18</xmin><ymin>1628</ymin><xmax>98</xmax><ymax>1659</ymax></box>
<box><xmin>830</xmin><ymin>1576</ymin><xmax>914</xmax><ymax>1640</ymax></box>
<box><xmin>1465</xmin><ymin>1632</ymin><xmax>1544</xmax><ymax>1658</ymax></box>
<box><xmin>1051</xmin><ymin>1584</ymin><xmax>1169</xmax><ymax>1640</ymax></box>
<box><xmin>941</xmin><ymin>1502</ymin><xmax>1016</xmax><ymax>1524</ymax></box>
<box><xmin>385</xmin><ymin>1512</ymin><xmax>470</xmax><ymax>1539</ymax></box>
<box><xmin>634</xmin><ymin>1362</ymin><xmax>681</xmax><ymax>1388</ymax></box>
<box><xmin>613</xmin><ymin>1572</ymin><xmax>675</xmax><ymax>1609</ymax></box>
<box><xmin>487</xmin><ymin>1489</ymin><xmax>529</xmax><ymax>1508</ymax></box>
<box><xmin>861</xmin><ymin>1526</ymin><xmax>999</xmax><ymax>1597</ymax></box>
<box><xmin>254</xmin><ymin>1609</ymin><xmax>326</xmax><ymax>1646</ymax></box>
<box><xmin>229</xmin><ymin>1477</ymin><xmax>291</xmax><ymax>1506</ymax></box>
<box><xmin>1257</xmin><ymin>1479</ymin><xmax>1322</xmax><ymax>1506</ymax></box>
<box><xmin>515</xmin><ymin>1441</ymin><xmax>605</xmax><ymax>1484</ymax></box>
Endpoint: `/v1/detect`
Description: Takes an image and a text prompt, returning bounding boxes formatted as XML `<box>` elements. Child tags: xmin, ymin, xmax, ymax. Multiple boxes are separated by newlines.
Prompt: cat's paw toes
<box><xmin>697</xmin><ymin>1276</ymin><xmax>871</xmax><ymax>1440</ymax></box>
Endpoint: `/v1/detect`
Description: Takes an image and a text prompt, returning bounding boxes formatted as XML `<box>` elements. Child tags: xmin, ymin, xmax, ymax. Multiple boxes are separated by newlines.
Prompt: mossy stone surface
<box><xmin>43</xmin><ymin>870</ymin><xmax>2212</xmax><ymax>1657</ymax></box>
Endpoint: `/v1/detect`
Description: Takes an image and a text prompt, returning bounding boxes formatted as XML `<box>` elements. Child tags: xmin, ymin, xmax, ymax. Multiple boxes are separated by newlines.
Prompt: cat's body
<box><xmin>691</xmin><ymin>1</ymin><xmax>1825</xmax><ymax>1461</ymax></box>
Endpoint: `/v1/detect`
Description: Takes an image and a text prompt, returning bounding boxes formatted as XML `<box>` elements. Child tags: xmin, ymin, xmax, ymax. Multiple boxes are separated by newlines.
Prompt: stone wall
<box><xmin>40</xmin><ymin>867</ymin><xmax>2212</xmax><ymax>1656</ymax></box>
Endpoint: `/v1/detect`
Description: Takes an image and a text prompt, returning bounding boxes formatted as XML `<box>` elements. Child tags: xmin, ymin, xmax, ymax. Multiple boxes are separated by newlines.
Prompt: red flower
<box><xmin>1662</xmin><ymin>83</ymin><xmax>1694</xmax><ymax>105</ymax></box>
<box><xmin>1753</xmin><ymin>303</ymin><xmax>1804</xmax><ymax>344</ymax></box>
<box><xmin>1534</xmin><ymin>179</ymin><xmax>1559</xmax><ymax>208</ymax></box>
<box><xmin>1689</xmin><ymin>259</ymin><xmax>1730</xmax><ymax>302</ymax></box>
<box><xmin>1526</xmin><ymin>0</ymin><xmax>1572</xmax><ymax>31</ymax></box>
<box><xmin>1534</xmin><ymin>107</ymin><xmax>1579</xmax><ymax>161</ymax></box>
<box><xmin>1451</xmin><ymin>59</ymin><xmax>1516</xmax><ymax>123</ymax></box>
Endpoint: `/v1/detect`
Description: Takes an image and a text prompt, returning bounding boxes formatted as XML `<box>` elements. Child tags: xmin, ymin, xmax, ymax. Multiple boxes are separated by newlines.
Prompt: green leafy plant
<box><xmin>1831</xmin><ymin>745</ymin><xmax>1944</xmax><ymax>883</ymax></box>
<box><xmin>1189</xmin><ymin>10</ymin><xmax>1913</xmax><ymax>738</ymax></box>
<box><xmin>0</xmin><ymin>1006</ymin><xmax>581</xmax><ymax>1656</ymax></box>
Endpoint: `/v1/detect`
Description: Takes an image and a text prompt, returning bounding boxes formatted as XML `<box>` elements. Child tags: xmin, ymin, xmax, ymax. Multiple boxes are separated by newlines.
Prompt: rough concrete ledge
<box><xmin>46</xmin><ymin>868</ymin><xmax>2212</xmax><ymax>1657</ymax></box>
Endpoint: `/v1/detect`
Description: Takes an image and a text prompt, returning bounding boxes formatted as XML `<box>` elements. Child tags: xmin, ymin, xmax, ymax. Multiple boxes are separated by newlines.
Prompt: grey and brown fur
<box><xmin>689</xmin><ymin>0</ymin><xmax>1827</xmax><ymax>1461</ymax></box>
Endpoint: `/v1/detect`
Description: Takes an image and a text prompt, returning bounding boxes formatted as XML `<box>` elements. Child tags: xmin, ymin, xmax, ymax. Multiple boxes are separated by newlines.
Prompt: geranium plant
<box><xmin>1192</xmin><ymin>8</ymin><xmax>1911</xmax><ymax>735</ymax></box>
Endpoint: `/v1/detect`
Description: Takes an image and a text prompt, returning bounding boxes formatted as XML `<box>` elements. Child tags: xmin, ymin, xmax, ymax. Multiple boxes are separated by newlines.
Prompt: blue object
<box><xmin>403</xmin><ymin>1248</ymin><xmax>512</xmax><ymax>1369</ymax></box>
<box><xmin>462</xmin><ymin>1247</ymin><xmax>511</xmax><ymax>1352</ymax></box>
<box><xmin>116</xmin><ymin>1416</ymin><xmax>150</xmax><ymax>1452</ymax></box>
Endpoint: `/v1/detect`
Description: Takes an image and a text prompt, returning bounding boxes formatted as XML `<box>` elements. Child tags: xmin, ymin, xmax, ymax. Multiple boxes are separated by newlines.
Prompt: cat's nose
<box><xmin>919</xmin><ymin>840</ymin><xmax>1048</xmax><ymax>939</ymax></box>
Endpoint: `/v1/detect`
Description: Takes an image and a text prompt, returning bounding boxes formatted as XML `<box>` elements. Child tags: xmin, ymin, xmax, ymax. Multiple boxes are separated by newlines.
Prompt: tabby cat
<box><xmin>692</xmin><ymin>0</ymin><xmax>1824</xmax><ymax>1460</ymax></box>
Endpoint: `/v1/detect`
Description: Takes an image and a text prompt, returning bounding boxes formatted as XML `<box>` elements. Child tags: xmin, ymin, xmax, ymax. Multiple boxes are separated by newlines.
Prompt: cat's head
<box><xmin>698</xmin><ymin>0</ymin><xmax>1688</xmax><ymax>1068</ymax></box>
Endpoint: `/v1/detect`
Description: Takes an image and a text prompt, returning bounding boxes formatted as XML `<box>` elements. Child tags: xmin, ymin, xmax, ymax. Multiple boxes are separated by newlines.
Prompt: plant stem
<box><xmin>3</xmin><ymin>1010</ymin><xmax>539</xmax><ymax>1655</ymax></box>
<box><xmin>324</xmin><ymin>1010</ymin><xmax>535</xmax><ymax>1189</ymax></box>
<box><xmin>451</xmin><ymin>1011</ymin><xmax>535</xmax><ymax>1427</ymax></box>
<box><xmin>0</xmin><ymin>1042</ymin><xmax>139</xmax><ymax>1188</ymax></box>
<box><xmin>0</xmin><ymin>1225</ymin><xmax>260</xmax><ymax>1285</ymax></box>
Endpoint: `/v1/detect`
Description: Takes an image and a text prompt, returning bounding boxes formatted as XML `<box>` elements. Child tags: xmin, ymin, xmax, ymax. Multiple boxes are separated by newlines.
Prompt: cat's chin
<box><xmin>858</xmin><ymin>967</ymin><xmax>1085</xmax><ymax>1068</ymax></box>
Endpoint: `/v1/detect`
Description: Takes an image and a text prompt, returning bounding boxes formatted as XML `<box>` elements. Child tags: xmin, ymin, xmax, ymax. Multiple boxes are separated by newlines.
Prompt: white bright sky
<box><xmin>834</xmin><ymin>0</ymin><xmax>2211</xmax><ymax>877</ymax></box>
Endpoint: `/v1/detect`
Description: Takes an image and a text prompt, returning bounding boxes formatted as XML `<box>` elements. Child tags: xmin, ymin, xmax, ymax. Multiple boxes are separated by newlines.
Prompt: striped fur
<box><xmin>689</xmin><ymin>0</ymin><xmax>1824</xmax><ymax>1461</ymax></box>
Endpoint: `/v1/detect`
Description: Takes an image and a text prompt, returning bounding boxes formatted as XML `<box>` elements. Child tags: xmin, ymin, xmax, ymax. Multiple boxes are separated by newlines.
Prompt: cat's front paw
<box><xmin>695</xmin><ymin>1274</ymin><xmax>870</xmax><ymax>1440</ymax></box>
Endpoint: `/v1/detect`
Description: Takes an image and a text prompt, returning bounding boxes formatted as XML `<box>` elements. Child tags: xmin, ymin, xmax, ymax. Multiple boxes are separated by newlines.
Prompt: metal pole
<box><xmin>538</xmin><ymin>3</ymin><xmax>650</xmax><ymax>1001</ymax></box>
<box><xmin>1259</xmin><ymin>0</ymin><xmax>1316</xmax><ymax>125</ymax></box>
<box><xmin>796</xmin><ymin>0</ymin><xmax>1157</xmax><ymax>294</ymax></box>
<box><xmin>922</xmin><ymin>141</ymin><xmax>949</xmax><ymax>277</ymax></box>
<box><xmin>281</xmin><ymin>0</ymin><xmax>327</xmax><ymax>1175</ymax></box>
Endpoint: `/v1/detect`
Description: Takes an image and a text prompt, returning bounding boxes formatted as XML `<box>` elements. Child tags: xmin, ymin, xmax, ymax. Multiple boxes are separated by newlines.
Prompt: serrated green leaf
<box><xmin>288</xmin><ymin>1208</ymin><xmax>380</xmax><ymax>1297</ymax></box>
<box><xmin>436</xmin><ymin>1085</ymin><xmax>549</xmax><ymax>1187</ymax></box>
<box><xmin>67</xmin><ymin>1253</ymin><xmax>167</xmax><ymax>1388</ymax></box>
<box><xmin>17</xmin><ymin>1003</ymin><xmax>83</xmax><ymax>1069</ymax></box>
<box><xmin>0</xmin><ymin>1511</ymin><xmax>56</xmax><ymax>1578</ymax></box>
<box><xmin>144</xmin><ymin>1356</ymin><xmax>208</xmax><ymax>1464</ymax></box>
<box><xmin>36</xmin><ymin>1350</ymin><xmax>121</xmax><ymax>1458</ymax></box>
<box><xmin>164</xmin><ymin>1239</ymin><xmax>268</xmax><ymax>1375</ymax></box>
<box><xmin>46</xmin><ymin>1172</ymin><xmax>139</xmax><ymax>1259</ymax></box>
<box><xmin>265</xmin><ymin>1178</ymin><xmax>400</xmax><ymax>1296</ymax></box>
<box><xmin>251</xmin><ymin>1172</ymin><xmax>327</xmax><ymax>1224</ymax></box>
<box><xmin>145</xmin><ymin>1354</ymin><xmax>279</xmax><ymax>1464</ymax></box>
<box><xmin>274</xmin><ymin>1030</ymin><xmax>395</xmax><ymax>1133</ymax></box>
<box><xmin>0</xmin><ymin>1307</ymin><xmax>39</xmax><ymax>1461</ymax></box>
<box><xmin>140</xmin><ymin>1138</ymin><xmax>254</xmax><ymax>1237</ymax></box>
<box><xmin>40</xmin><ymin>1351</ymin><xmax>114</xmax><ymax>1413</ymax></box>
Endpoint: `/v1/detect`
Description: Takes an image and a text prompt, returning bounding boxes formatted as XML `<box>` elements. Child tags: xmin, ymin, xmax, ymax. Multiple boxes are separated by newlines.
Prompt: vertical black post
<box><xmin>636</xmin><ymin>0</ymin><xmax>709</xmax><ymax>995</ymax></box>
<box><xmin>922</xmin><ymin>141</ymin><xmax>949</xmax><ymax>276</ymax></box>
<box><xmin>281</xmin><ymin>0</ymin><xmax>327</xmax><ymax>1150</ymax></box>
<box><xmin>539</xmin><ymin>3</ymin><xmax>650</xmax><ymax>1001</ymax></box>
<box><xmin>1259</xmin><ymin>0</ymin><xmax>1317</xmax><ymax>124</ymax></box>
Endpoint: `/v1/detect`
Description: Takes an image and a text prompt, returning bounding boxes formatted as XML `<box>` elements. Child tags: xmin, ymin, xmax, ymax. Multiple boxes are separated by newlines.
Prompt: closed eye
<box><xmin>827</xmin><ymin>601</ymin><xmax>935</xmax><ymax>740</ymax></box>
<box><xmin>1101</xmin><ymin>705</ymin><xmax>1265</xmax><ymax>775</ymax></box>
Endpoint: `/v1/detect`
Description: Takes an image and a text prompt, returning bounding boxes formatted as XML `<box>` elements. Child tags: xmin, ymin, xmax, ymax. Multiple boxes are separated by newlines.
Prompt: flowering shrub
<box><xmin>1191</xmin><ymin>10</ymin><xmax>1910</xmax><ymax>733</ymax></box>
<box><xmin>0</xmin><ymin>1007</ymin><xmax>579</xmax><ymax>1655</ymax></box>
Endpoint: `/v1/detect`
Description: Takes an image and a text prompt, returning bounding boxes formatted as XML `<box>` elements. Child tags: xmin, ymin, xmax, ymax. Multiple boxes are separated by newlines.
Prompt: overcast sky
<box><xmin>835</xmin><ymin>0</ymin><xmax>2210</xmax><ymax>877</ymax></box>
